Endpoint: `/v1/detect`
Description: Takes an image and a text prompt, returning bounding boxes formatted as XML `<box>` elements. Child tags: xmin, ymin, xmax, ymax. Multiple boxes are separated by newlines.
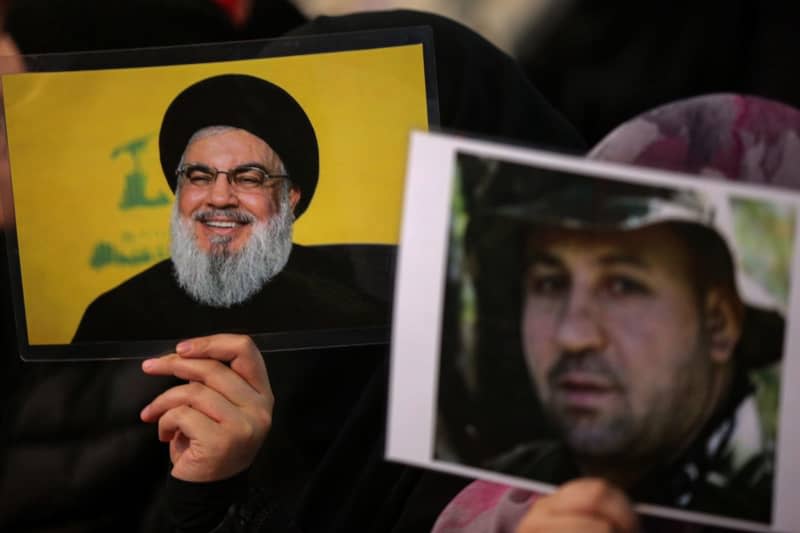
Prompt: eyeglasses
<box><xmin>177</xmin><ymin>164</ymin><xmax>289</xmax><ymax>192</ymax></box>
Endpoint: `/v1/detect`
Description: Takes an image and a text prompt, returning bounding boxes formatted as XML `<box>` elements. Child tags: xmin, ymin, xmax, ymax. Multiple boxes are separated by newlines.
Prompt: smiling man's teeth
<box><xmin>205</xmin><ymin>221</ymin><xmax>238</xmax><ymax>228</ymax></box>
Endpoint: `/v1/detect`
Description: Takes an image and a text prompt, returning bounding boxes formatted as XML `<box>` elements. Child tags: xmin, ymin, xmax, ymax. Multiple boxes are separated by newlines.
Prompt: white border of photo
<box><xmin>387</xmin><ymin>130</ymin><xmax>800</xmax><ymax>533</ymax></box>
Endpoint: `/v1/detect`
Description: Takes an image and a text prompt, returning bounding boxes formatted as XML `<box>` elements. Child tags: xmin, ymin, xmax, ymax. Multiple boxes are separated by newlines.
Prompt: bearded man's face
<box><xmin>170</xmin><ymin>127</ymin><xmax>299</xmax><ymax>307</ymax></box>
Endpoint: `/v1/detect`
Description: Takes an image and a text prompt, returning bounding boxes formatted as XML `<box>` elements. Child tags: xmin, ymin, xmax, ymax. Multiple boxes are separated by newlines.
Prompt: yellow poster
<box><xmin>3</xmin><ymin>33</ymin><xmax>432</xmax><ymax>351</ymax></box>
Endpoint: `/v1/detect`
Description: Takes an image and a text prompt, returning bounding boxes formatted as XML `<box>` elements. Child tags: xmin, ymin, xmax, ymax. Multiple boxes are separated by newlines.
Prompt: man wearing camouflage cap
<box><xmin>484</xmin><ymin>173</ymin><xmax>781</xmax><ymax>523</ymax></box>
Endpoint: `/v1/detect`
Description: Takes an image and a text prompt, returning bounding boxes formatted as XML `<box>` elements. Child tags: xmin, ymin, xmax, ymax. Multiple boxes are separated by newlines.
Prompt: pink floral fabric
<box><xmin>431</xmin><ymin>481</ymin><xmax>539</xmax><ymax>533</ymax></box>
<box><xmin>589</xmin><ymin>93</ymin><xmax>800</xmax><ymax>185</ymax></box>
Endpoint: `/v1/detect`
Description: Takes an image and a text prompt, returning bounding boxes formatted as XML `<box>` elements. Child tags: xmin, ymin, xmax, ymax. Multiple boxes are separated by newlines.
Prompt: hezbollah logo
<box><xmin>90</xmin><ymin>134</ymin><xmax>170</xmax><ymax>269</ymax></box>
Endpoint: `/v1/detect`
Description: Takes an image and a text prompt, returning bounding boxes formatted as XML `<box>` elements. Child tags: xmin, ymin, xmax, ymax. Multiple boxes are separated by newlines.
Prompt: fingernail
<box><xmin>140</xmin><ymin>404</ymin><xmax>150</xmax><ymax>419</ymax></box>
<box><xmin>176</xmin><ymin>341</ymin><xmax>191</xmax><ymax>354</ymax></box>
<box><xmin>142</xmin><ymin>359</ymin><xmax>155</xmax><ymax>371</ymax></box>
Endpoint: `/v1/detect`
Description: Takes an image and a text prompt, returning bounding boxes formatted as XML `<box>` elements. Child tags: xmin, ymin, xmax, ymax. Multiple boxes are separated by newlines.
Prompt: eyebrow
<box><xmin>526</xmin><ymin>251</ymin><xmax>564</xmax><ymax>269</ymax></box>
<box><xmin>596</xmin><ymin>252</ymin><xmax>651</xmax><ymax>270</ymax></box>
<box><xmin>235</xmin><ymin>162</ymin><xmax>270</xmax><ymax>170</ymax></box>
<box><xmin>184</xmin><ymin>161</ymin><xmax>270</xmax><ymax>171</ymax></box>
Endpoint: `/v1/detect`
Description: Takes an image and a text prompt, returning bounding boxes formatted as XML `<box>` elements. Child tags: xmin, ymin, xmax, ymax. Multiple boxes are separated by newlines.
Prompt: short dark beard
<box><xmin>544</xmin><ymin>350</ymin><xmax>631</xmax><ymax>456</ymax></box>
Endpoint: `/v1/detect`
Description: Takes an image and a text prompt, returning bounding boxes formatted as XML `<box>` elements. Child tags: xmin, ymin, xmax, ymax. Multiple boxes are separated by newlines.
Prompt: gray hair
<box><xmin>176</xmin><ymin>125</ymin><xmax>288</xmax><ymax>176</ymax></box>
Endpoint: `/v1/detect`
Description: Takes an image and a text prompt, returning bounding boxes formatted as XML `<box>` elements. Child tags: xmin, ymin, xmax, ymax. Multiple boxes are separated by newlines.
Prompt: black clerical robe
<box><xmin>72</xmin><ymin>244</ymin><xmax>389</xmax><ymax>343</ymax></box>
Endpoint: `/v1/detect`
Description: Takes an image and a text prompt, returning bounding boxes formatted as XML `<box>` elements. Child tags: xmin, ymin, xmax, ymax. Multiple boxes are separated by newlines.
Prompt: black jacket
<box><xmin>0</xmin><ymin>242</ymin><xmax>392</xmax><ymax>533</ymax></box>
<box><xmin>0</xmin><ymin>9</ymin><xmax>586</xmax><ymax>533</ymax></box>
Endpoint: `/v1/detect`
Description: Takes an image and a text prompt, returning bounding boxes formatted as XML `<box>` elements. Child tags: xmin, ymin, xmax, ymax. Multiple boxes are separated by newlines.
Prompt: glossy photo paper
<box><xmin>388</xmin><ymin>131</ymin><xmax>800</xmax><ymax>532</ymax></box>
<box><xmin>0</xmin><ymin>29</ymin><xmax>437</xmax><ymax>359</ymax></box>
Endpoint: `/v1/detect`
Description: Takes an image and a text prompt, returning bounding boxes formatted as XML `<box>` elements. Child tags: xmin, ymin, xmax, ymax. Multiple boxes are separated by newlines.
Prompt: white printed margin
<box><xmin>387</xmin><ymin>130</ymin><xmax>800</xmax><ymax>533</ymax></box>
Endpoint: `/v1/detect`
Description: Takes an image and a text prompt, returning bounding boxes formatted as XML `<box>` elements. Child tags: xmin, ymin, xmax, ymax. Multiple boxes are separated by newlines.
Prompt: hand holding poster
<box><xmin>0</xmin><ymin>29</ymin><xmax>437</xmax><ymax>359</ymax></box>
<box><xmin>388</xmin><ymin>129</ymin><xmax>800</xmax><ymax>532</ymax></box>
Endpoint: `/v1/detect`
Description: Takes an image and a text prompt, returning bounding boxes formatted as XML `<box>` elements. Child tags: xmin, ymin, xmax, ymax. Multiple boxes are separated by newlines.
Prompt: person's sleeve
<box><xmin>165</xmin><ymin>472</ymin><xmax>247</xmax><ymax>533</ymax></box>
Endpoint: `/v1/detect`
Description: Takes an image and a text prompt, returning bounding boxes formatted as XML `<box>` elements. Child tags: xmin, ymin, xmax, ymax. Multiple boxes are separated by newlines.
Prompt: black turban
<box><xmin>158</xmin><ymin>73</ymin><xmax>319</xmax><ymax>218</ymax></box>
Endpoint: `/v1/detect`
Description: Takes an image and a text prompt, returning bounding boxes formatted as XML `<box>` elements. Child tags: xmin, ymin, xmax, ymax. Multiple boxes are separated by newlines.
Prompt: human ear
<box><xmin>704</xmin><ymin>288</ymin><xmax>743</xmax><ymax>364</ymax></box>
<box><xmin>289</xmin><ymin>186</ymin><xmax>301</xmax><ymax>212</ymax></box>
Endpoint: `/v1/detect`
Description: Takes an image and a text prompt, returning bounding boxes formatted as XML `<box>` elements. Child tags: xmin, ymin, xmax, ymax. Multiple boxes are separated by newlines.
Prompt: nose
<box><xmin>207</xmin><ymin>171</ymin><xmax>238</xmax><ymax>207</ymax></box>
<box><xmin>555</xmin><ymin>287</ymin><xmax>606</xmax><ymax>354</ymax></box>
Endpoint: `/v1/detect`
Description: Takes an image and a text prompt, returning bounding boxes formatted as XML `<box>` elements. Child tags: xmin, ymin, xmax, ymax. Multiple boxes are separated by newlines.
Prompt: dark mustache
<box><xmin>547</xmin><ymin>352</ymin><xmax>623</xmax><ymax>389</ymax></box>
<box><xmin>193</xmin><ymin>208</ymin><xmax>255</xmax><ymax>224</ymax></box>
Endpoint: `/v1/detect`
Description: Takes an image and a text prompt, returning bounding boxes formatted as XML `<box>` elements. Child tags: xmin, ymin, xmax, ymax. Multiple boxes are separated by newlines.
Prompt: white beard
<box><xmin>169</xmin><ymin>195</ymin><xmax>294</xmax><ymax>308</ymax></box>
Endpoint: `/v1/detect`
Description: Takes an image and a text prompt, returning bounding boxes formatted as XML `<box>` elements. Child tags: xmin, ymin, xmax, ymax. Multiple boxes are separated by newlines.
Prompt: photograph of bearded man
<box><xmin>72</xmin><ymin>74</ymin><xmax>387</xmax><ymax>344</ymax></box>
<box><xmin>169</xmin><ymin>126</ymin><xmax>296</xmax><ymax>308</ymax></box>
<box><xmin>435</xmin><ymin>153</ymin><xmax>789</xmax><ymax>524</ymax></box>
